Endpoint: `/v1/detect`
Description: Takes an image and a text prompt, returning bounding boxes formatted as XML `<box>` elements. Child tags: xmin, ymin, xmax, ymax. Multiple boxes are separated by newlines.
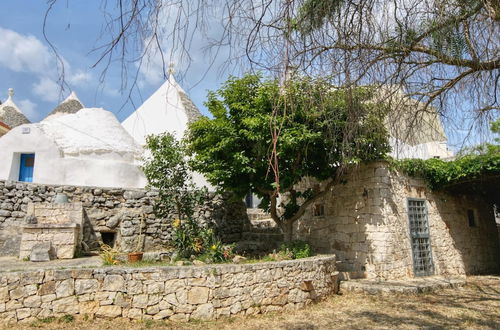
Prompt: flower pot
<box><xmin>128</xmin><ymin>252</ymin><xmax>143</xmax><ymax>263</ymax></box>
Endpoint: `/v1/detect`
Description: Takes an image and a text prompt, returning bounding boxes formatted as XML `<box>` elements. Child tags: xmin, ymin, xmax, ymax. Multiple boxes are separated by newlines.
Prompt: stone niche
<box><xmin>19</xmin><ymin>202</ymin><xmax>83</xmax><ymax>260</ymax></box>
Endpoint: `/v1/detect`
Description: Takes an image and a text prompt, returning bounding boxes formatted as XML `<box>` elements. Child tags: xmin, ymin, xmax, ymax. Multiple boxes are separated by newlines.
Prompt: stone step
<box><xmin>241</xmin><ymin>232</ymin><xmax>284</xmax><ymax>242</ymax></box>
<box><xmin>249</xmin><ymin>218</ymin><xmax>278</xmax><ymax>229</ymax></box>
<box><xmin>340</xmin><ymin>276</ymin><xmax>466</xmax><ymax>294</ymax></box>
<box><xmin>246</xmin><ymin>208</ymin><xmax>273</xmax><ymax>221</ymax></box>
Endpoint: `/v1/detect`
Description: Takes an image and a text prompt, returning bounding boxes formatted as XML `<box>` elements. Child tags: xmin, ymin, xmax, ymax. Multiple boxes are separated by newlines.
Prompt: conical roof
<box><xmin>0</xmin><ymin>88</ymin><xmax>30</xmax><ymax>128</ymax></box>
<box><xmin>121</xmin><ymin>74</ymin><xmax>202</xmax><ymax>145</ymax></box>
<box><xmin>43</xmin><ymin>91</ymin><xmax>84</xmax><ymax>121</ymax></box>
<box><xmin>38</xmin><ymin>107</ymin><xmax>142</xmax><ymax>158</ymax></box>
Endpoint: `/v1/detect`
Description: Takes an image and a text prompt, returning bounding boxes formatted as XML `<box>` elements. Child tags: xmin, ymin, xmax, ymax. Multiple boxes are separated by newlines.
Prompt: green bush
<box><xmin>279</xmin><ymin>240</ymin><xmax>312</xmax><ymax>259</ymax></box>
<box><xmin>172</xmin><ymin>218</ymin><xmax>233</xmax><ymax>262</ymax></box>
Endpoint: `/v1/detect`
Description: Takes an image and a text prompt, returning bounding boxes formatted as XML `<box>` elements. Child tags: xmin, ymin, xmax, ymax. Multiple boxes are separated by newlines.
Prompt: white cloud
<box><xmin>17</xmin><ymin>99</ymin><xmax>38</xmax><ymax>121</ymax></box>
<box><xmin>33</xmin><ymin>77</ymin><xmax>61</xmax><ymax>102</ymax></box>
<box><xmin>0</xmin><ymin>27</ymin><xmax>93</xmax><ymax>107</ymax></box>
<box><xmin>68</xmin><ymin>70</ymin><xmax>92</xmax><ymax>86</ymax></box>
<box><xmin>0</xmin><ymin>27</ymin><xmax>53</xmax><ymax>74</ymax></box>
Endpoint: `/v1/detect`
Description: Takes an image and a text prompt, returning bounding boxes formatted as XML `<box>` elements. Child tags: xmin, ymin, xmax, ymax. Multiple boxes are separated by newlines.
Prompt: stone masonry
<box><xmin>295</xmin><ymin>162</ymin><xmax>500</xmax><ymax>280</ymax></box>
<box><xmin>0</xmin><ymin>181</ymin><xmax>249</xmax><ymax>256</ymax></box>
<box><xmin>0</xmin><ymin>255</ymin><xmax>337</xmax><ymax>323</ymax></box>
<box><xmin>19</xmin><ymin>203</ymin><xmax>84</xmax><ymax>260</ymax></box>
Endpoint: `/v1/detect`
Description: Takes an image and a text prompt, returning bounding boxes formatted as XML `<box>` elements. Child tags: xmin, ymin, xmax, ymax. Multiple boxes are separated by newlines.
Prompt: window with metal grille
<box><xmin>408</xmin><ymin>199</ymin><xmax>434</xmax><ymax>277</ymax></box>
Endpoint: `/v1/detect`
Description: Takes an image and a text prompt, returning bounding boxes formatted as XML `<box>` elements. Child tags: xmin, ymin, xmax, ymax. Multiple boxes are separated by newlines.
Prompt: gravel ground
<box><xmin>4</xmin><ymin>275</ymin><xmax>500</xmax><ymax>330</ymax></box>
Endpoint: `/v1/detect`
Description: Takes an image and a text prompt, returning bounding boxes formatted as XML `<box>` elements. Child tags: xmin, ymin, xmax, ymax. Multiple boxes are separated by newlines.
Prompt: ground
<box><xmin>4</xmin><ymin>276</ymin><xmax>499</xmax><ymax>329</ymax></box>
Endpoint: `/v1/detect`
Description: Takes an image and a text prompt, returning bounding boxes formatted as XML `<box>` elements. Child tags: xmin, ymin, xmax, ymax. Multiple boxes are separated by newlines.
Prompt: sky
<box><xmin>0</xmin><ymin>1</ymin><xmax>229</xmax><ymax>123</ymax></box>
<box><xmin>0</xmin><ymin>1</ymin><xmax>495</xmax><ymax>151</ymax></box>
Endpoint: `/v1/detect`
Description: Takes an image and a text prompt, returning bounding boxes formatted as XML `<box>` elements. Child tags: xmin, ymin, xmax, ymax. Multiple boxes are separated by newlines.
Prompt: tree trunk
<box><xmin>281</xmin><ymin>220</ymin><xmax>294</xmax><ymax>242</ymax></box>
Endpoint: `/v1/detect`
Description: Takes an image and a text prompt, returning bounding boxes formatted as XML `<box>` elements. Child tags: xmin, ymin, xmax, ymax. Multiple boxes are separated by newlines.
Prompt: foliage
<box><xmin>172</xmin><ymin>216</ymin><xmax>233</xmax><ymax>262</ymax></box>
<box><xmin>99</xmin><ymin>244</ymin><xmax>120</xmax><ymax>265</ymax></box>
<box><xmin>279</xmin><ymin>240</ymin><xmax>312</xmax><ymax>259</ymax></box>
<box><xmin>187</xmin><ymin>74</ymin><xmax>390</xmax><ymax>235</ymax></box>
<box><xmin>142</xmin><ymin>133</ymin><xmax>207</xmax><ymax>221</ymax></box>
<box><xmin>394</xmin><ymin>120</ymin><xmax>500</xmax><ymax>189</ymax></box>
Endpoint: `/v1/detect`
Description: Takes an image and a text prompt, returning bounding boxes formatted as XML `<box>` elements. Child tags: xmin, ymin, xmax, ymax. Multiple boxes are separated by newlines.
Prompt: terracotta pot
<box><xmin>128</xmin><ymin>252</ymin><xmax>143</xmax><ymax>263</ymax></box>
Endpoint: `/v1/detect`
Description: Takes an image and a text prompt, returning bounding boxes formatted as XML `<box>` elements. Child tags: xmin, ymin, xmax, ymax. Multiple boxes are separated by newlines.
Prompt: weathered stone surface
<box><xmin>0</xmin><ymin>256</ymin><xmax>336</xmax><ymax>323</ymax></box>
<box><xmin>75</xmin><ymin>279</ymin><xmax>99</xmax><ymax>295</ymax></box>
<box><xmin>37</xmin><ymin>281</ymin><xmax>55</xmax><ymax>296</ymax></box>
<box><xmin>96</xmin><ymin>305</ymin><xmax>122</xmax><ymax>318</ymax></box>
<box><xmin>0</xmin><ymin>180</ymin><xmax>249</xmax><ymax>257</ymax></box>
<box><xmin>23</xmin><ymin>295</ymin><xmax>41</xmax><ymax>308</ymax></box>
<box><xmin>56</xmin><ymin>279</ymin><xmax>75</xmax><ymax>298</ymax></box>
<box><xmin>52</xmin><ymin>296</ymin><xmax>78</xmax><ymax>313</ymax></box>
<box><xmin>187</xmin><ymin>287</ymin><xmax>209</xmax><ymax>305</ymax></box>
<box><xmin>29</xmin><ymin>242</ymin><xmax>52</xmax><ymax>262</ymax></box>
<box><xmin>102</xmin><ymin>275</ymin><xmax>125</xmax><ymax>292</ymax></box>
<box><xmin>191</xmin><ymin>303</ymin><xmax>214</xmax><ymax>320</ymax></box>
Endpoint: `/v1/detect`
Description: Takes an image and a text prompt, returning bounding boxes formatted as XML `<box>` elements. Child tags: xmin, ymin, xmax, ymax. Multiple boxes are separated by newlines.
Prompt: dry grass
<box><xmin>6</xmin><ymin>276</ymin><xmax>500</xmax><ymax>330</ymax></box>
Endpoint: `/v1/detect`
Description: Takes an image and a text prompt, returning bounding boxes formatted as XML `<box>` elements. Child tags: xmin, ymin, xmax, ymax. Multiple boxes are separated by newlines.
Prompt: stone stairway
<box><xmin>234</xmin><ymin>210</ymin><xmax>284</xmax><ymax>254</ymax></box>
<box><xmin>340</xmin><ymin>276</ymin><xmax>466</xmax><ymax>294</ymax></box>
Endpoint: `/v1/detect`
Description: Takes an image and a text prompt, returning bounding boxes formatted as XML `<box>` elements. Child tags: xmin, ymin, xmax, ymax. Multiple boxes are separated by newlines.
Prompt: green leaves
<box><xmin>394</xmin><ymin>148</ymin><xmax>500</xmax><ymax>190</ymax></box>
<box><xmin>187</xmin><ymin>74</ymin><xmax>390</xmax><ymax>220</ymax></box>
<box><xmin>142</xmin><ymin>133</ymin><xmax>207</xmax><ymax>221</ymax></box>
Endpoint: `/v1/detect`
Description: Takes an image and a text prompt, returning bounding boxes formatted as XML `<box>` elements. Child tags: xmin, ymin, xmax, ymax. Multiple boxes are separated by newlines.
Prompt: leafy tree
<box><xmin>142</xmin><ymin>133</ymin><xmax>206</xmax><ymax>221</ymax></box>
<box><xmin>187</xmin><ymin>74</ymin><xmax>390</xmax><ymax>240</ymax></box>
<box><xmin>142</xmin><ymin>133</ymin><xmax>233</xmax><ymax>261</ymax></box>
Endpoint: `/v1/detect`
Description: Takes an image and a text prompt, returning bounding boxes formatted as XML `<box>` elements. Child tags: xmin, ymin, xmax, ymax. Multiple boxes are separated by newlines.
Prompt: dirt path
<box><xmin>6</xmin><ymin>276</ymin><xmax>500</xmax><ymax>330</ymax></box>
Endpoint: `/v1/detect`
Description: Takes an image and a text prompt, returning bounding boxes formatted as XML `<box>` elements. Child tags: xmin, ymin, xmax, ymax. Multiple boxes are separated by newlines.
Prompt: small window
<box><xmin>313</xmin><ymin>204</ymin><xmax>325</xmax><ymax>217</ymax></box>
<box><xmin>467</xmin><ymin>209</ymin><xmax>476</xmax><ymax>227</ymax></box>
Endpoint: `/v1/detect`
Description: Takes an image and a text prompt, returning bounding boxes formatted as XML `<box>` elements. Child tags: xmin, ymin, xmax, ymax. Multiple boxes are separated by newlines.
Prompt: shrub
<box><xmin>172</xmin><ymin>218</ymin><xmax>233</xmax><ymax>262</ymax></box>
<box><xmin>99</xmin><ymin>244</ymin><xmax>120</xmax><ymax>265</ymax></box>
<box><xmin>279</xmin><ymin>240</ymin><xmax>312</xmax><ymax>259</ymax></box>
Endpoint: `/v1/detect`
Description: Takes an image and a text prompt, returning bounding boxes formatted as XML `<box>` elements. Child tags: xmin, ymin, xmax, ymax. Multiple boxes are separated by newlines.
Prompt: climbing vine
<box><xmin>393</xmin><ymin>119</ymin><xmax>500</xmax><ymax>189</ymax></box>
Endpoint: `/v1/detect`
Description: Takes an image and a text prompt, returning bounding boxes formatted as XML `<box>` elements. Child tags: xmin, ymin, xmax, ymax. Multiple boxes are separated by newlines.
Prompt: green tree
<box><xmin>187</xmin><ymin>74</ymin><xmax>390</xmax><ymax>240</ymax></box>
<box><xmin>142</xmin><ymin>133</ymin><xmax>206</xmax><ymax>221</ymax></box>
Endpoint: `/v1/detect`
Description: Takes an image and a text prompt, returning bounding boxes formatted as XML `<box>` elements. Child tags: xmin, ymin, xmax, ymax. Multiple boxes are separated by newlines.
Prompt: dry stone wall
<box><xmin>0</xmin><ymin>180</ymin><xmax>249</xmax><ymax>256</ymax></box>
<box><xmin>295</xmin><ymin>162</ymin><xmax>500</xmax><ymax>280</ymax></box>
<box><xmin>0</xmin><ymin>255</ymin><xmax>337</xmax><ymax>323</ymax></box>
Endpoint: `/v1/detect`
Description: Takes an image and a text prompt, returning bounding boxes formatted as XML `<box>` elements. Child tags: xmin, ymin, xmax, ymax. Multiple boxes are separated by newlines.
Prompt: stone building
<box><xmin>0</xmin><ymin>88</ymin><xmax>30</xmax><ymax>129</ymax></box>
<box><xmin>294</xmin><ymin>161</ymin><xmax>500</xmax><ymax>280</ymax></box>
<box><xmin>0</xmin><ymin>94</ymin><xmax>146</xmax><ymax>188</ymax></box>
<box><xmin>0</xmin><ymin>120</ymin><xmax>9</xmax><ymax>138</ymax></box>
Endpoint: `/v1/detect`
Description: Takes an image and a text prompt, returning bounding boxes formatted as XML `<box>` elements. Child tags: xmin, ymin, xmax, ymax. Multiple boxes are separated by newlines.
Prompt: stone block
<box><xmin>56</xmin><ymin>279</ymin><xmax>74</xmax><ymax>298</ymax></box>
<box><xmin>23</xmin><ymin>295</ymin><xmax>41</xmax><ymax>308</ymax></box>
<box><xmin>102</xmin><ymin>275</ymin><xmax>125</xmax><ymax>292</ymax></box>
<box><xmin>52</xmin><ymin>296</ymin><xmax>79</xmax><ymax>313</ymax></box>
<box><xmin>29</xmin><ymin>242</ymin><xmax>53</xmax><ymax>262</ymax></box>
<box><xmin>96</xmin><ymin>305</ymin><xmax>122</xmax><ymax>318</ymax></box>
<box><xmin>191</xmin><ymin>303</ymin><xmax>214</xmax><ymax>320</ymax></box>
<box><xmin>75</xmin><ymin>279</ymin><xmax>99</xmax><ymax>295</ymax></box>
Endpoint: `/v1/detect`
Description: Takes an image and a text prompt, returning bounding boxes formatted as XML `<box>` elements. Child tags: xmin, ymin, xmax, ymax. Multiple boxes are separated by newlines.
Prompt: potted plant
<box><xmin>128</xmin><ymin>214</ymin><xmax>145</xmax><ymax>262</ymax></box>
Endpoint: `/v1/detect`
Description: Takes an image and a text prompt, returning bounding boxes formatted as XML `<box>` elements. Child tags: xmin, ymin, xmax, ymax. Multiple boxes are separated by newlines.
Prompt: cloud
<box><xmin>0</xmin><ymin>27</ymin><xmax>53</xmax><ymax>74</ymax></box>
<box><xmin>68</xmin><ymin>70</ymin><xmax>92</xmax><ymax>86</ymax></box>
<box><xmin>33</xmin><ymin>77</ymin><xmax>61</xmax><ymax>102</ymax></box>
<box><xmin>17</xmin><ymin>99</ymin><xmax>38</xmax><ymax>121</ymax></box>
<box><xmin>0</xmin><ymin>27</ymin><xmax>93</xmax><ymax>107</ymax></box>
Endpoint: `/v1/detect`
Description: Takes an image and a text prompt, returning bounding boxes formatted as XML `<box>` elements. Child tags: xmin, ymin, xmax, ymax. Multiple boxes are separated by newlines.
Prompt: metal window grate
<box><xmin>408</xmin><ymin>199</ymin><xmax>434</xmax><ymax>276</ymax></box>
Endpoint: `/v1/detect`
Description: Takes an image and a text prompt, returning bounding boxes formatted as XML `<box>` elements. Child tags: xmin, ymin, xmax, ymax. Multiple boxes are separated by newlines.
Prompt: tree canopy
<box><xmin>187</xmin><ymin>74</ymin><xmax>390</xmax><ymax>238</ymax></box>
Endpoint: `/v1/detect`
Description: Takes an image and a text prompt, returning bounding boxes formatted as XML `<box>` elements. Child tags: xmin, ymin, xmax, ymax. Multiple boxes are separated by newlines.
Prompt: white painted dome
<box><xmin>38</xmin><ymin>107</ymin><xmax>142</xmax><ymax>159</ymax></box>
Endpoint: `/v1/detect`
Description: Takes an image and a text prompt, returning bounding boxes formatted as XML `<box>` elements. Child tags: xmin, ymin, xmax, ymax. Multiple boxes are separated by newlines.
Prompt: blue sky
<box><xmin>0</xmin><ymin>1</ymin><xmax>228</xmax><ymax>123</ymax></box>
<box><xmin>0</xmin><ymin>2</ymin><xmax>495</xmax><ymax>151</ymax></box>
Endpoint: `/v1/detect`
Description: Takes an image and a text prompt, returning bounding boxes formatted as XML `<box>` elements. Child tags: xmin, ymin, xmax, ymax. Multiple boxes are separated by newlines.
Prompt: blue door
<box><xmin>19</xmin><ymin>154</ymin><xmax>35</xmax><ymax>182</ymax></box>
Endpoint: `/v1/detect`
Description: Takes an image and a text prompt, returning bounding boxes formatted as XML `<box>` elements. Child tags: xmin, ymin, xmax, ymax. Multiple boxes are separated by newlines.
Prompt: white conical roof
<box><xmin>121</xmin><ymin>74</ymin><xmax>201</xmax><ymax>145</ymax></box>
<box><xmin>43</xmin><ymin>91</ymin><xmax>84</xmax><ymax>121</ymax></box>
<box><xmin>38</xmin><ymin>107</ymin><xmax>142</xmax><ymax>158</ymax></box>
<box><xmin>0</xmin><ymin>88</ymin><xmax>30</xmax><ymax>128</ymax></box>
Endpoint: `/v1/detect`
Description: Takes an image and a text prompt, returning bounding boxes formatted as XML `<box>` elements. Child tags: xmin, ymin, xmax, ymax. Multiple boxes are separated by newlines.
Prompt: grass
<box><xmin>5</xmin><ymin>276</ymin><xmax>499</xmax><ymax>329</ymax></box>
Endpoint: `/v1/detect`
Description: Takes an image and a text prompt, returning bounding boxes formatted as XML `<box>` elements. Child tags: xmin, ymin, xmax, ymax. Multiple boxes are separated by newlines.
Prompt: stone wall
<box><xmin>295</xmin><ymin>162</ymin><xmax>500</xmax><ymax>280</ymax></box>
<box><xmin>0</xmin><ymin>180</ymin><xmax>249</xmax><ymax>256</ymax></box>
<box><xmin>0</xmin><ymin>256</ymin><xmax>337</xmax><ymax>323</ymax></box>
